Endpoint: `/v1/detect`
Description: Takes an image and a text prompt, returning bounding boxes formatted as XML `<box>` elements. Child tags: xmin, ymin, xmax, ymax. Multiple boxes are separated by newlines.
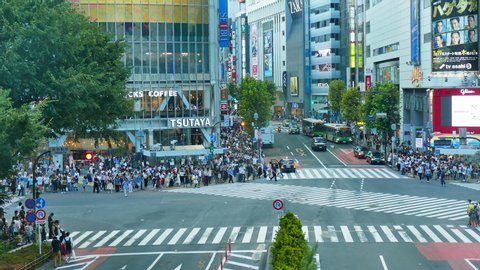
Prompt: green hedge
<box><xmin>271</xmin><ymin>212</ymin><xmax>317</xmax><ymax>270</ymax></box>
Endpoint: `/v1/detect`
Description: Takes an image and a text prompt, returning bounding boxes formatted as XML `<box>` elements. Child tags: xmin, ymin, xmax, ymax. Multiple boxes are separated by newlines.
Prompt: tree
<box><xmin>0</xmin><ymin>90</ymin><xmax>48</xmax><ymax>179</ymax></box>
<box><xmin>271</xmin><ymin>212</ymin><xmax>316</xmax><ymax>270</ymax></box>
<box><xmin>362</xmin><ymin>82</ymin><xmax>400</xmax><ymax>140</ymax></box>
<box><xmin>328</xmin><ymin>80</ymin><xmax>346</xmax><ymax>121</ymax></box>
<box><xmin>341</xmin><ymin>87</ymin><xmax>363</xmax><ymax>123</ymax></box>
<box><xmin>238</xmin><ymin>77</ymin><xmax>274</xmax><ymax>134</ymax></box>
<box><xmin>227</xmin><ymin>81</ymin><xmax>237</xmax><ymax>99</ymax></box>
<box><xmin>0</xmin><ymin>0</ymin><xmax>131</xmax><ymax>141</ymax></box>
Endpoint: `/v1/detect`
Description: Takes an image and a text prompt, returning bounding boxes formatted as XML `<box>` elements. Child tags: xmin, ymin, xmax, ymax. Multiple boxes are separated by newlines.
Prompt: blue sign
<box><xmin>252</xmin><ymin>137</ymin><xmax>257</xmax><ymax>143</ymax></box>
<box><xmin>26</xmin><ymin>213</ymin><xmax>36</xmax><ymax>223</ymax></box>
<box><xmin>210</xmin><ymin>134</ymin><xmax>216</xmax><ymax>142</ymax></box>
<box><xmin>410</xmin><ymin>0</ymin><xmax>420</xmax><ymax>64</ymax></box>
<box><xmin>219</xmin><ymin>0</ymin><xmax>229</xmax><ymax>48</ymax></box>
<box><xmin>25</xmin><ymin>199</ymin><xmax>35</xmax><ymax>209</ymax></box>
<box><xmin>36</xmin><ymin>198</ymin><xmax>46</xmax><ymax>209</ymax></box>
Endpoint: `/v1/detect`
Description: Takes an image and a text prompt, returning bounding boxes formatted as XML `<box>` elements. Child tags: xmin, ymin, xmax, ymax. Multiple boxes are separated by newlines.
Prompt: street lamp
<box><xmin>253</xmin><ymin>112</ymin><xmax>261</xmax><ymax>158</ymax></box>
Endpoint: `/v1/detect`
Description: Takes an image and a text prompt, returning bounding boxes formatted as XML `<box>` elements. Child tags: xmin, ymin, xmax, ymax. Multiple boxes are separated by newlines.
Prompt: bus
<box><xmin>325</xmin><ymin>123</ymin><xmax>353</xmax><ymax>143</ymax></box>
<box><xmin>302</xmin><ymin>118</ymin><xmax>326</xmax><ymax>137</ymax></box>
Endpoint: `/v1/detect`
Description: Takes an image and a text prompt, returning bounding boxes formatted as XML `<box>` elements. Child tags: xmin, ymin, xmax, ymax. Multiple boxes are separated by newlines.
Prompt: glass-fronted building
<box><xmin>71</xmin><ymin>0</ymin><xmax>222</xmax><ymax>157</ymax></box>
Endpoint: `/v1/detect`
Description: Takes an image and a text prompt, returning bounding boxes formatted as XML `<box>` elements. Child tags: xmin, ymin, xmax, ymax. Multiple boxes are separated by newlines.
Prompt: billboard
<box><xmin>410</xmin><ymin>0</ymin><xmax>420</xmax><ymax>64</ymax></box>
<box><xmin>290</xmin><ymin>76</ymin><xmax>299</xmax><ymax>96</ymax></box>
<box><xmin>432</xmin><ymin>88</ymin><xmax>480</xmax><ymax>133</ymax></box>
<box><xmin>264</xmin><ymin>30</ymin><xmax>273</xmax><ymax>77</ymax></box>
<box><xmin>219</xmin><ymin>0</ymin><xmax>229</xmax><ymax>48</ymax></box>
<box><xmin>431</xmin><ymin>0</ymin><xmax>478</xmax><ymax>72</ymax></box>
<box><xmin>251</xmin><ymin>24</ymin><xmax>258</xmax><ymax>78</ymax></box>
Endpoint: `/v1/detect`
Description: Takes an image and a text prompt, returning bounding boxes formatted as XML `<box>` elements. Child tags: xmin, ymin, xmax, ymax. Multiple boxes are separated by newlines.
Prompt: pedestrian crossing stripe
<box><xmin>166</xmin><ymin>183</ymin><xmax>467</xmax><ymax>220</ymax></box>
<box><xmin>70</xmin><ymin>225</ymin><xmax>480</xmax><ymax>248</ymax></box>
<box><xmin>279</xmin><ymin>168</ymin><xmax>407</xmax><ymax>179</ymax></box>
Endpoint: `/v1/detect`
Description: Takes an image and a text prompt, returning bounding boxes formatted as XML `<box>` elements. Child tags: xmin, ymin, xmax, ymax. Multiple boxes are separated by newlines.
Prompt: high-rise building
<box><xmin>71</xmin><ymin>0</ymin><xmax>222</xmax><ymax>158</ymax></box>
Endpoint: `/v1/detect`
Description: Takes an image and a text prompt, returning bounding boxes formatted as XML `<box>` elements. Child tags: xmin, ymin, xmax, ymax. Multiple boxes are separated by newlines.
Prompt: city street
<box><xmin>24</xmin><ymin>133</ymin><xmax>480</xmax><ymax>270</ymax></box>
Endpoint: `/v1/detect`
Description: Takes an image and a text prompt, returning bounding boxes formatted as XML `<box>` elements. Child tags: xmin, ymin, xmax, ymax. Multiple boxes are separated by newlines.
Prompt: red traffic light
<box><xmin>85</xmin><ymin>152</ymin><xmax>94</xmax><ymax>161</ymax></box>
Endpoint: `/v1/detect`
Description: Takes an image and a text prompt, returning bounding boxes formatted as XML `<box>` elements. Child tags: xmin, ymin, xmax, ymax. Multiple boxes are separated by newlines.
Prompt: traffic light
<box><xmin>85</xmin><ymin>151</ymin><xmax>94</xmax><ymax>161</ymax></box>
<box><xmin>241</xmin><ymin>122</ymin><xmax>245</xmax><ymax>128</ymax></box>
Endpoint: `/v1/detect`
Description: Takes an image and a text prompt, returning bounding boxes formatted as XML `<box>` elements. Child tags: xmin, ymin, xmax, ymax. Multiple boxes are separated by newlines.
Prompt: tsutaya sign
<box><xmin>169</xmin><ymin>118</ymin><xmax>212</xmax><ymax>128</ymax></box>
<box><xmin>127</xmin><ymin>90</ymin><xmax>178</xmax><ymax>98</ymax></box>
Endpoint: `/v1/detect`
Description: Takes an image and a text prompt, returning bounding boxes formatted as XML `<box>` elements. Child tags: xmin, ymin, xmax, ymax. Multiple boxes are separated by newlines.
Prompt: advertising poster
<box><xmin>251</xmin><ymin>24</ymin><xmax>258</xmax><ymax>78</ymax></box>
<box><xmin>410</xmin><ymin>0</ymin><xmax>420</xmax><ymax>64</ymax></box>
<box><xmin>264</xmin><ymin>30</ymin><xmax>273</xmax><ymax>77</ymax></box>
<box><xmin>290</xmin><ymin>76</ymin><xmax>299</xmax><ymax>96</ymax></box>
<box><xmin>431</xmin><ymin>0</ymin><xmax>478</xmax><ymax>72</ymax></box>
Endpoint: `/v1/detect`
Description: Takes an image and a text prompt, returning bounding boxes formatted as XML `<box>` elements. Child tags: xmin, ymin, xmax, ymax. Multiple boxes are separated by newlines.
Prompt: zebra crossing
<box><xmin>166</xmin><ymin>183</ymin><xmax>468</xmax><ymax>220</ymax></box>
<box><xmin>280</xmin><ymin>168</ymin><xmax>407</xmax><ymax>179</ymax></box>
<box><xmin>69</xmin><ymin>224</ymin><xmax>480</xmax><ymax>249</ymax></box>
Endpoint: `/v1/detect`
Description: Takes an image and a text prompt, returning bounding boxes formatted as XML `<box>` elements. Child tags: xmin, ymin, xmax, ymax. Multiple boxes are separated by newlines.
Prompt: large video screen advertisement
<box><xmin>451</xmin><ymin>95</ymin><xmax>480</xmax><ymax>126</ymax></box>
<box><xmin>433</xmin><ymin>88</ymin><xmax>480</xmax><ymax>133</ymax></box>
<box><xmin>431</xmin><ymin>0</ymin><xmax>478</xmax><ymax>72</ymax></box>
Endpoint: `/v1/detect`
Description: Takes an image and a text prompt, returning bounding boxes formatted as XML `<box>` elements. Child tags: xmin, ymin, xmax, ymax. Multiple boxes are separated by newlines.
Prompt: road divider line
<box><xmin>146</xmin><ymin>254</ymin><xmax>164</xmax><ymax>270</ymax></box>
<box><xmin>303</xmin><ymin>143</ymin><xmax>327</xmax><ymax>169</ymax></box>
<box><xmin>326</xmin><ymin>149</ymin><xmax>347</xmax><ymax>166</ymax></box>
<box><xmin>379</xmin><ymin>255</ymin><xmax>389</xmax><ymax>270</ymax></box>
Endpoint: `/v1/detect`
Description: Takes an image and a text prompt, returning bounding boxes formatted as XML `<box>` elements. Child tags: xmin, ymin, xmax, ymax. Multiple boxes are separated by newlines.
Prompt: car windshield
<box><xmin>361</xmin><ymin>147</ymin><xmax>368</xmax><ymax>151</ymax></box>
<box><xmin>281</xmin><ymin>159</ymin><xmax>294</xmax><ymax>165</ymax></box>
<box><xmin>372</xmin><ymin>152</ymin><xmax>382</xmax><ymax>158</ymax></box>
<box><xmin>314</xmin><ymin>138</ymin><xmax>324</xmax><ymax>143</ymax></box>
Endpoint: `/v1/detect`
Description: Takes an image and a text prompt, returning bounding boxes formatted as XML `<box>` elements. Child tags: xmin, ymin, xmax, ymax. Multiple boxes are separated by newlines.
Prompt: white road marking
<box><xmin>94</xmin><ymin>230</ymin><xmax>119</xmax><ymax>247</ymax></box>
<box><xmin>139</xmin><ymin>229</ymin><xmax>160</xmax><ymax>246</ymax></box>
<box><xmin>380</xmin><ymin>226</ymin><xmax>398</xmax><ymax>242</ymax></box>
<box><xmin>124</xmin><ymin>229</ymin><xmax>147</xmax><ymax>246</ymax></box>
<box><xmin>354</xmin><ymin>226</ymin><xmax>368</xmax><ymax>242</ymax></box>
<box><xmin>242</xmin><ymin>227</ymin><xmax>254</xmax><ymax>243</ymax></box>
<box><xmin>146</xmin><ymin>254</ymin><xmax>164</xmax><ymax>270</ymax></box>
<box><xmin>314</xmin><ymin>226</ymin><xmax>323</xmax><ymax>242</ymax></box>
<box><xmin>368</xmin><ymin>226</ymin><xmax>383</xmax><ymax>242</ymax></box>
<box><xmin>420</xmin><ymin>225</ymin><xmax>442</xmax><ymax>242</ymax></box>
<box><xmin>109</xmin><ymin>230</ymin><xmax>133</xmax><ymax>247</ymax></box>
<box><xmin>79</xmin><ymin>231</ymin><xmax>106</xmax><ymax>249</ymax></box>
<box><xmin>302</xmin><ymin>226</ymin><xmax>309</xmax><ymax>242</ymax></box>
<box><xmin>257</xmin><ymin>226</ymin><xmax>268</xmax><ymax>243</ymax></box>
<box><xmin>379</xmin><ymin>255</ymin><xmax>389</xmax><ymax>270</ymax></box>
<box><xmin>152</xmin><ymin>229</ymin><xmax>173</xmax><ymax>245</ymax></box>
<box><xmin>406</xmin><ymin>225</ymin><xmax>427</xmax><ymax>243</ymax></box>
<box><xmin>326</xmin><ymin>148</ymin><xmax>347</xmax><ymax>166</ymax></box>
<box><xmin>341</xmin><ymin>226</ymin><xmax>353</xmax><ymax>242</ymax></box>
<box><xmin>229</xmin><ymin>227</ymin><xmax>241</xmax><ymax>243</ymax></box>
<box><xmin>168</xmin><ymin>228</ymin><xmax>187</xmax><ymax>245</ymax></box>
<box><xmin>212</xmin><ymin>227</ymin><xmax>228</xmax><ymax>244</ymax></box>
<box><xmin>433</xmin><ymin>225</ymin><xmax>457</xmax><ymax>243</ymax></box>
<box><xmin>303</xmin><ymin>143</ymin><xmax>327</xmax><ymax>169</ymax></box>
<box><xmin>183</xmin><ymin>228</ymin><xmax>200</xmax><ymax>244</ymax></box>
<box><xmin>198</xmin><ymin>228</ymin><xmax>213</xmax><ymax>244</ymax></box>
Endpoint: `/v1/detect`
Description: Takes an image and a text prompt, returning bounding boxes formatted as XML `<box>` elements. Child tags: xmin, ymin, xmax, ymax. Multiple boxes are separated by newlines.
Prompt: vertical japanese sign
<box><xmin>219</xmin><ymin>0</ymin><xmax>229</xmax><ymax>48</ymax></box>
<box><xmin>263</xmin><ymin>30</ymin><xmax>273</xmax><ymax>77</ymax></box>
<box><xmin>251</xmin><ymin>24</ymin><xmax>258</xmax><ymax>78</ymax></box>
<box><xmin>411</xmin><ymin>0</ymin><xmax>420</xmax><ymax>64</ymax></box>
<box><xmin>431</xmin><ymin>0</ymin><xmax>478</xmax><ymax>72</ymax></box>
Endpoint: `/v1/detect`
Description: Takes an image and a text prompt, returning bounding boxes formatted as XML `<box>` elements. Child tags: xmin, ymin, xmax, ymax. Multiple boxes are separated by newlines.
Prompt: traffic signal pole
<box><xmin>32</xmin><ymin>150</ymin><xmax>50</xmax><ymax>255</ymax></box>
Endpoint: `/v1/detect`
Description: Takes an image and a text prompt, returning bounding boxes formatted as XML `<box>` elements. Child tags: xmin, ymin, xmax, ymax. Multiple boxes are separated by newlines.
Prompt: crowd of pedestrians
<box><xmin>392</xmin><ymin>145</ymin><xmax>480</xmax><ymax>185</ymax></box>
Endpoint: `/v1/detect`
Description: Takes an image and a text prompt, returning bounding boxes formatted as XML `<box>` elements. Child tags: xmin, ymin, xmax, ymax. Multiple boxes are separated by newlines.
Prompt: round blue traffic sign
<box><xmin>26</xmin><ymin>212</ymin><xmax>36</xmax><ymax>223</ymax></box>
<box><xmin>35</xmin><ymin>198</ymin><xmax>46</xmax><ymax>209</ymax></box>
<box><xmin>25</xmin><ymin>199</ymin><xmax>35</xmax><ymax>209</ymax></box>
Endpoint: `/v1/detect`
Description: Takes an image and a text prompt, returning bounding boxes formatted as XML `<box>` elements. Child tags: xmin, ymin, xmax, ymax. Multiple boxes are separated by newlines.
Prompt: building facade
<box><xmin>246</xmin><ymin>0</ymin><xmax>287</xmax><ymax>116</ymax></box>
<box><xmin>71</xmin><ymin>0</ymin><xmax>222</xmax><ymax>158</ymax></box>
<box><xmin>308</xmin><ymin>0</ymin><xmax>342</xmax><ymax>119</ymax></box>
<box><xmin>364</xmin><ymin>0</ymin><xmax>480</xmax><ymax>147</ymax></box>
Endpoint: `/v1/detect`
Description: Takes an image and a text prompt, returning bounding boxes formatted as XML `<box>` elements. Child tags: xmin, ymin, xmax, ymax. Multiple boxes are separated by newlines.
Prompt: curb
<box><xmin>264</xmin><ymin>245</ymin><xmax>272</xmax><ymax>270</ymax></box>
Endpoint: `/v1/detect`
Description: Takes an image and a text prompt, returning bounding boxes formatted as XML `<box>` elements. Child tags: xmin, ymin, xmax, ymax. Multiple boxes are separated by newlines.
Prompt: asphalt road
<box><xmin>10</xmin><ymin>132</ymin><xmax>480</xmax><ymax>270</ymax></box>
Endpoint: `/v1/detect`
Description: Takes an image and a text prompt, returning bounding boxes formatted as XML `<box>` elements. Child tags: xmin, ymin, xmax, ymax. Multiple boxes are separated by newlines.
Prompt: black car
<box><xmin>279</xmin><ymin>158</ymin><xmax>296</xmax><ymax>173</ymax></box>
<box><xmin>354</xmin><ymin>146</ymin><xmax>369</xmax><ymax>159</ymax></box>
<box><xmin>289</xmin><ymin>125</ymin><xmax>300</xmax><ymax>134</ymax></box>
<box><xmin>366</xmin><ymin>151</ymin><xmax>385</xmax><ymax>165</ymax></box>
<box><xmin>311</xmin><ymin>137</ymin><xmax>327</xmax><ymax>151</ymax></box>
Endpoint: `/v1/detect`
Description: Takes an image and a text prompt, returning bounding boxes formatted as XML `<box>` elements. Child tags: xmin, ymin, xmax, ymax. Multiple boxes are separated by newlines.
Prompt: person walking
<box><xmin>63</xmin><ymin>232</ymin><xmax>74</xmax><ymax>263</ymax></box>
<box><xmin>122</xmin><ymin>178</ymin><xmax>129</xmax><ymax>197</ymax></box>
<box><xmin>440</xmin><ymin>168</ymin><xmax>446</xmax><ymax>187</ymax></box>
<box><xmin>52</xmin><ymin>236</ymin><xmax>62</xmax><ymax>268</ymax></box>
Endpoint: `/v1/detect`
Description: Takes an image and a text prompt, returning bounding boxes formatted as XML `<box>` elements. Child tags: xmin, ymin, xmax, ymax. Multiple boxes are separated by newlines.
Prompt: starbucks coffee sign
<box><xmin>169</xmin><ymin>118</ymin><xmax>212</xmax><ymax>128</ymax></box>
